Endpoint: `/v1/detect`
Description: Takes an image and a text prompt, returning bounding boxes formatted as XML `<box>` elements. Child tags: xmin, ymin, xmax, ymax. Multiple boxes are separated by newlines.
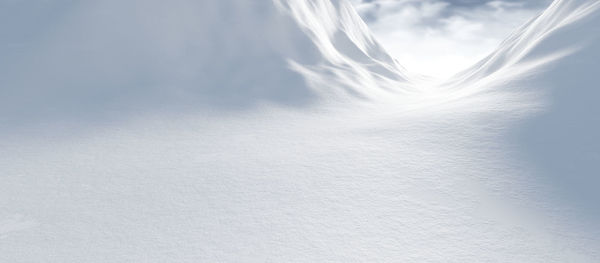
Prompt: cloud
<box><xmin>351</xmin><ymin>0</ymin><xmax>551</xmax><ymax>78</ymax></box>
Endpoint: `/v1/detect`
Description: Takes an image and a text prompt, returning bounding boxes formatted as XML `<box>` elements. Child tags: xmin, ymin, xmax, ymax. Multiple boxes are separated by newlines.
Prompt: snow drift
<box><xmin>2</xmin><ymin>0</ymin><xmax>600</xmax><ymax>262</ymax></box>
<box><xmin>449</xmin><ymin>0</ymin><xmax>600</xmax><ymax>210</ymax></box>
<box><xmin>454</xmin><ymin>0</ymin><xmax>600</xmax><ymax>83</ymax></box>
<box><xmin>0</xmin><ymin>0</ymin><xmax>408</xmax><ymax>127</ymax></box>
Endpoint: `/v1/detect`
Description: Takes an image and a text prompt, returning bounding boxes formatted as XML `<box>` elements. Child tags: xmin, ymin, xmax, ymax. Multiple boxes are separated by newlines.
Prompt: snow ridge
<box><xmin>0</xmin><ymin>0</ymin><xmax>409</xmax><ymax>127</ymax></box>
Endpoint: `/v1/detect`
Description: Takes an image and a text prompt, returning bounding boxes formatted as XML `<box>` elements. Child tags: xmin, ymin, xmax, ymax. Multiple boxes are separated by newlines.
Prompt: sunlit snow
<box><xmin>1</xmin><ymin>0</ymin><xmax>599</xmax><ymax>261</ymax></box>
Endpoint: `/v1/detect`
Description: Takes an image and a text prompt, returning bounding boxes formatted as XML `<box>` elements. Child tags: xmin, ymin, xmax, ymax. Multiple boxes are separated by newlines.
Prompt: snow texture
<box><xmin>1</xmin><ymin>0</ymin><xmax>599</xmax><ymax>262</ymax></box>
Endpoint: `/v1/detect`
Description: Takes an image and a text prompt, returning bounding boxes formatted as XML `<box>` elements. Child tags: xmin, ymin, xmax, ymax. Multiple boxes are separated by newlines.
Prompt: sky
<box><xmin>350</xmin><ymin>0</ymin><xmax>552</xmax><ymax>78</ymax></box>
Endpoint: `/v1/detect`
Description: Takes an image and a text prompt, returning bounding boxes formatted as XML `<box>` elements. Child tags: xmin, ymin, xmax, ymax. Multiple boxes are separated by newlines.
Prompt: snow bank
<box><xmin>0</xmin><ymin>0</ymin><xmax>408</xmax><ymax>127</ymax></box>
<box><xmin>452</xmin><ymin>0</ymin><xmax>600</xmax><ymax>211</ymax></box>
<box><xmin>2</xmin><ymin>0</ymin><xmax>600</xmax><ymax>262</ymax></box>
<box><xmin>508</xmin><ymin>0</ymin><xmax>600</xmax><ymax>209</ymax></box>
<box><xmin>453</xmin><ymin>0</ymin><xmax>600</xmax><ymax>83</ymax></box>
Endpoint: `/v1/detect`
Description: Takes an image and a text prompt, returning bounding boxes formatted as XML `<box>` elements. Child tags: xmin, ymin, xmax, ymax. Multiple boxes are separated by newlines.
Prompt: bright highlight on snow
<box><xmin>1</xmin><ymin>0</ymin><xmax>600</xmax><ymax>261</ymax></box>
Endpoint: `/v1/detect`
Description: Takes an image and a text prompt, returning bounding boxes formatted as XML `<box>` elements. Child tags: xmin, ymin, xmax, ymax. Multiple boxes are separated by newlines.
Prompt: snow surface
<box><xmin>1</xmin><ymin>0</ymin><xmax>600</xmax><ymax>261</ymax></box>
<box><xmin>0</xmin><ymin>0</ymin><xmax>409</xmax><ymax>124</ymax></box>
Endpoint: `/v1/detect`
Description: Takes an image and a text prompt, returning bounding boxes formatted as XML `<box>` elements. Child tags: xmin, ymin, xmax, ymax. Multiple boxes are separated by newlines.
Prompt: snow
<box><xmin>0</xmin><ymin>0</ymin><xmax>408</xmax><ymax>125</ymax></box>
<box><xmin>454</xmin><ymin>0</ymin><xmax>600</xmax><ymax>214</ymax></box>
<box><xmin>1</xmin><ymin>0</ymin><xmax>600</xmax><ymax>261</ymax></box>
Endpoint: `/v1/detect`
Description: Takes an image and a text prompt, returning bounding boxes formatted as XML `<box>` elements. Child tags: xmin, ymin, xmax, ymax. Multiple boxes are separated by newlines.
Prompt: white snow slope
<box><xmin>0</xmin><ymin>0</ymin><xmax>408</xmax><ymax>125</ymax></box>
<box><xmin>1</xmin><ymin>0</ymin><xmax>600</xmax><ymax>262</ymax></box>
<box><xmin>449</xmin><ymin>0</ymin><xmax>600</xmax><ymax>211</ymax></box>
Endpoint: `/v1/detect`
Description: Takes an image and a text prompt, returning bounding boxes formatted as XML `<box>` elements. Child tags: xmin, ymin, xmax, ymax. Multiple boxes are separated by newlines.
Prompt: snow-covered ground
<box><xmin>1</xmin><ymin>0</ymin><xmax>599</xmax><ymax>261</ymax></box>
